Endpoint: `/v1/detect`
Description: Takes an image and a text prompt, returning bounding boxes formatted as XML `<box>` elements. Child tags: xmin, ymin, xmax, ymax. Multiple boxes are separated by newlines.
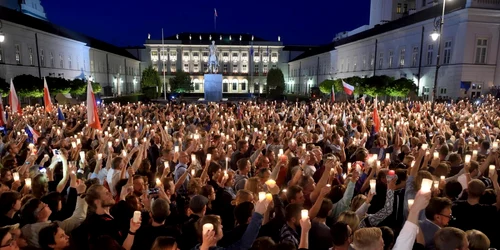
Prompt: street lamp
<box><xmin>431</xmin><ymin>0</ymin><xmax>451</xmax><ymax>107</ymax></box>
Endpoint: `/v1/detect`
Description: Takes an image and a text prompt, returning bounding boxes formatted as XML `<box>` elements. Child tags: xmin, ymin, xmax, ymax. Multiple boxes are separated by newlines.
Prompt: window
<box><xmin>193</xmin><ymin>63</ymin><xmax>199</xmax><ymax>72</ymax></box>
<box><xmin>91</xmin><ymin>60</ymin><xmax>94</xmax><ymax>72</ymax></box>
<box><xmin>171</xmin><ymin>65</ymin><xmax>176</xmax><ymax>73</ymax></box>
<box><xmin>232</xmin><ymin>82</ymin><xmax>237</xmax><ymax>91</ymax></box>
<box><xmin>242</xmin><ymin>81</ymin><xmax>246</xmax><ymax>91</ymax></box>
<box><xmin>341</xmin><ymin>59</ymin><xmax>344</xmax><ymax>72</ymax></box>
<box><xmin>399</xmin><ymin>48</ymin><xmax>405</xmax><ymax>67</ymax></box>
<box><xmin>28</xmin><ymin>47</ymin><xmax>34</xmax><ymax>65</ymax></box>
<box><xmin>397</xmin><ymin>3</ymin><xmax>402</xmax><ymax>13</ymax></box>
<box><xmin>427</xmin><ymin>44</ymin><xmax>434</xmax><ymax>65</ymax></box>
<box><xmin>68</xmin><ymin>56</ymin><xmax>72</xmax><ymax>69</ymax></box>
<box><xmin>15</xmin><ymin>44</ymin><xmax>21</xmax><ymax>64</ymax></box>
<box><xmin>194</xmin><ymin>82</ymin><xmax>200</xmax><ymax>91</ymax></box>
<box><xmin>232</xmin><ymin>53</ymin><xmax>238</xmax><ymax>58</ymax></box>
<box><xmin>443</xmin><ymin>41</ymin><xmax>452</xmax><ymax>64</ymax></box>
<box><xmin>50</xmin><ymin>52</ymin><xmax>54</xmax><ymax>67</ymax></box>
<box><xmin>59</xmin><ymin>54</ymin><xmax>63</xmax><ymax>68</ymax></box>
<box><xmin>263</xmin><ymin>64</ymin><xmax>268</xmax><ymax>74</ymax></box>
<box><xmin>40</xmin><ymin>49</ymin><xmax>44</xmax><ymax>67</ymax></box>
<box><xmin>378</xmin><ymin>52</ymin><xmax>383</xmax><ymax>69</ymax></box>
<box><xmin>223</xmin><ymin>64</ymin><xmax>228</xmax><ymax>73</ymax></box>
<box><xmin>151</xmin><ymin>50</ymin><xmax>158</xmax><ymax>61</ymax></box>
<box><xmin>232</xmin><ymin>64</ymin><xmax>238</xmax><ymax>73</ymax></box>
<box><xmin>403</xmin><ymin>3</ymin><xmax>408</xmax><ymax>13</ymax></box>
<box><xmin>183</xmin><ymin>63</ymin><xmax>189</xmax><ymax>72</ymax></box>
<box><xmin>223</xmin><ymin>52</ymin><xmax>229</xmax><ymax>57</ymax></box>
<box><xmin>440</xmin><ymin>88</ymin><xmax>447</xmax><ymax>94</ymax></box>
<box><xmin>412</xmin><ymin>47</ymin><xmax>419</xmax><ymax>67</ymax></box>
<box><xmin>475</xmin><ymin>39</ymin><xmax>487</xmax><ymax>64</ymax></box>
<box><xmin>389</xmin><ymin>51</ymin><xmax>394</xmax><ymax>68</ymax></box>
<box><xmin>363</xmin><ymin>55</ymin><xmax>366</xmax><ymax>70</ymax></box>
<box><xmin>370</xmin><ymin>54</ymin><xmax>374</xmax><ymax>69</ymax></box>
<box><xmin>272</xmin><ymin>53</ymin><xmax>277</xmax><ymax>57</ymax></box>
<box><xmin>242</xmin><ymin>53</ymin><xmax>248</xmax><ymax>60</ymax></box>
<box><xmin>203</xmin><ymin>63</ymin><xmax>208</xmax><ymax>73</ymax></box>
<box><xmin>254</xmin><ymin>64</ymin><xmax>259</xmax><ymax>74</ymax></box>
<box><xmin>242</xmin><ymin>64</ymin><xmax>248</xmax><ymax>73</ymax></box>
<box><xmin>353</xmin><ymin>56</ymin><xmax>357</xmax><ymax>71</ymax></box>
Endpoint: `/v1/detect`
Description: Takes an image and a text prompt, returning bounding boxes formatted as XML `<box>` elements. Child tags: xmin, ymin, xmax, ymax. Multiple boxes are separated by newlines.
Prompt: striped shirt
<box><xmin>280</xmin><ymin>223</ymin><xmax>299</xmax><ymax>248</ymax></box>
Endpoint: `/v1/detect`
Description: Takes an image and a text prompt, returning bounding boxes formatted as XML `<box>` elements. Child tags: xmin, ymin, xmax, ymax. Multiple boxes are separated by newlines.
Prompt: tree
<box><xmin>362</xmin><ymin>75</ymin><xmax>393</xmax><ymax>97</ymax></box>
<box><xmin>319</xmin><ymin>80</ymin><xmax>335</xmax><ymax>94</ymax></box>
<box><xmin>0</xmin><ymin>78</ymin><xmax>9</xmax><ymax>97</ymax></box>
<box><xmin>69</xmin><ymin>79</ymin><xmax>87</xmax><ymax>96</ymax></box>
<box><xmin>169</xmin><ymin>71</ymin><xmax>193</xmax><ymax>93</ymax></box>
<box><xmin>12</xmin><ymin>74</ymin><xmax>43</xmax><ymax>97</ymax></box>
<box><xmin>344</xmin><ymin>76</ymin><xmax>365</xmax><ymax>95</ymax></box>
<box><xmin>266</xmin><ymin>68</ymin><xmax>285</xmax><ymax>95</ymax></box>
<box><xmin>140</xmin><ymin>66</ymin><xmax>161</xmax><ymax>88</ymax></box>
<box><xmin>45</xmin><ymin>77</ymin><xmax>71</xmax><ymax>94</ymax></box>
<box><xmin>387</xmin><ymin>78</ymin><xmax>417</xmax><ymax>97</ymax></box>
<box><xmin>92</xmin><ymin>82</ymin><xmax>102</xmax><ymax>94</ymax></box>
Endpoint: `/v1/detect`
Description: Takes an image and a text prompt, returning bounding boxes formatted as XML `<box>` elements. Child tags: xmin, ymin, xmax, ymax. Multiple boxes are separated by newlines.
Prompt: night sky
<box><xmin>43</xmin><ymin>0</ymin><xmax>371</xmax><ymax>47</ymax></box>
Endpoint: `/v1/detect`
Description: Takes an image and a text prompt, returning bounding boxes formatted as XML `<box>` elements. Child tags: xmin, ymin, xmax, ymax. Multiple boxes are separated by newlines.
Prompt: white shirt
<box><xmin>303</xmin><ymin>165</ymin><xmax>316</xmax><ymax>176</ymax></box>
<box><xmin>392</xmin><ymin>220</ymin><xmax>419</xmax><ymax>250</ymax></box>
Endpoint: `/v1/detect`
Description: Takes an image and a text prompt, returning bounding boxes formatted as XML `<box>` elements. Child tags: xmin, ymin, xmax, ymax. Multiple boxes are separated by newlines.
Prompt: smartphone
<box><xmin>148</xmin><ymin>188</ymin><xmax>159</xmax><ymax>195</ymax></box>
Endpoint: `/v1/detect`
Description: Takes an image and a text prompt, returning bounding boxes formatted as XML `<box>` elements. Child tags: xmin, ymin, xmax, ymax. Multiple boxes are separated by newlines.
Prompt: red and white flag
<box><xmin>43</xmin><ymin>77</ymin><xmax>53</xmax><ymax>112</ymax></box>
<box><xmin>214</xmin><ymin>8</ymin><xmax>218</xmax><ymax>17</ymax></box>
<box><xmin>0</xmin><ymin>95</ymin><xmax>6</xmax><ymax>127</ymax></box>
<box><xmin>331</xmin><ymin>85</ymin><xmax>335</xmax><ymax>102</ymax></box>
<box><xmin>342</xmin><ymin>80</ymin><xmax>354</xmax><ymax>95</ymax></box>
<box><xmin>87</xmin><ymin>81</ymin><xmax>101</xmax><ymax>130</ymax></box>
<box><xmin>373</xmin><ymin>97</ymin><xmax>381</xmax><ymax>133</ymax></box>
<box><xmin>9</xmin><ymin>79</ymin><xmax>22</xmax><ymax>115</ymax></box>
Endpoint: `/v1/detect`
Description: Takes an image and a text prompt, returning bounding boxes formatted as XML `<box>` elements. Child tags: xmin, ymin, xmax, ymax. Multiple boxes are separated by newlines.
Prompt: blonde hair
<box><xmin>337</xmin><ymin>211</ymin><xmax>360</xmax><ymax>232</ymax></box>
<box><xmin>188</xmin><ymin>178</ymin><xmax>203</xmax><ymax>196</ymax></box>
<box><xmin>350</xmin><ymin>194</ymin><xmax>367</xmax><ymax>212</ymax></box>
<box><xmin>466</xmin><ymin>230</ymin><xmax>490</xmax><ymax>250</ymax></box>
<box><xmin>353</xmin><ymin>227</ymin><xmax>382</xmax><ymax>250</ymax></box>
<box><xmin>232</xmin><ymin>189</ymin><xmax>254</xmax><ymax>206</ymax></box>
<box><xmin>244</xmin><ymin>177</ymin><xmax>260</xmax><ymax>199</ymax></box>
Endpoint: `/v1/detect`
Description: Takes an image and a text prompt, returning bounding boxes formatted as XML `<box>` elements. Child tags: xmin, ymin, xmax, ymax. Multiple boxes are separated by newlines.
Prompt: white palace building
<box><xmin>288</xmin><ymin>0</ymin><xmax>500</xmax><ymax>100</ymax></box>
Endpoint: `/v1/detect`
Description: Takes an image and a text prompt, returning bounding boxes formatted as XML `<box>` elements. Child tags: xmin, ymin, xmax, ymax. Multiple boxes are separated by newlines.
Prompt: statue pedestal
<box><xmin>204</xmin><ymin>74</ymin><xmax>223</xmax><ymax>102</ymax></box>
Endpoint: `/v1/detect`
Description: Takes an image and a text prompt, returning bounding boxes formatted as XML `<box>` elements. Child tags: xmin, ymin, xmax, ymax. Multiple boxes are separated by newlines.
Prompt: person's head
<box><xmin>434</xmin><ymin>227</ymin><xmax>468</xmax><ymax>250</ymax></box>
<box><xmin>448</xmin><ymin>153</ymin><xmax>462</xmax><ymax>166</ymax></box>
<box><xmin>425</xmin><ymin>197</ymin><xmax>453</xmax><ymax>227</ymax></box>
<box><xmin>237</xmin><ymin>158</ymin><xmax>251</xmax><ymax>173</ymax></box>
<box><xmin>331</xmin><ymin>221</ymin><xmax>352</xmax><ymax>247</ymax></box>
<box><xmin>350</xmin><ymin>194</ymin><xmax>366</xmax><ymax>212</ymax></box>
<box><xmin>250</xmin><ymin>237</ymin><xmax>275</xmax><ymax>250</ymax></box>
<box><xmin>234</xmin><ymin>202</ymin><xmax>254</xmax><ymax>226</ymax></box>
<box><xmin>352</xmin><ymin>227</ymin><xmax>384</xmax><ymax>250</ymax></box>
<box><xmin>467</xmin><ymin>179</ymin><xmax>486</xmax><ymax>198</ymax></box>
<box><xmin>232</xmin><ymin>189</ymin><xmax>254</xmax><ymax>206</ymax></box>
<box><xmin>85</xmin><ymin>184</ymin><xmax>115</xmax><ymax>212</ymax></box>
<box><xmin>151</xmin><ymin>198</ymin><xmax>170</xmax><ymax>224</ymax></box>
<box><xmin>0</xmin><ymin>169</ymin><xmax>12</xmax><ymax>183</ymax></box>
<box><xmin>206</xmin><ymin>147</ymin><xmax>220</xmax><ymax>161</ymax></box>
<box><xmin>178</xmin><ymin>152</ymin><xmax>189</xmax><ymax>164</ymax></box>
<box><xmin>256</xmin><ymin>168</ymin><xmax>271</xmax><ymax>184</ymax></box>
<box><xmin>466</xmin><ymin>230</ymin><xmax>490</xmax><ymax>250</ymax></box>
<box><xmin>0</xmin><ymin>227</ymin><xmax>17</xmax><ymax>250</ymax></box>
<box><xmin>286</xmin><ymin>185</ymin><xmax>304</xmax><ymax>205</ymax></box>
<box><xmin>207</xmin><ymin>164</ymin><xmax>222</xmax><ymax>182</ymax></box>
<box><xmin>201</xmin><ymin>185</ymin><xmax>216</xmax><ymax>201</ymax></box>
<box><xmin>284</xmin><ymin>203</ymin><xmax>302</xmax><ymax>227</ymax></box>
<box><xmin>198</xmin><ymin>215</ymin><xmax>223</xmax><ymax>242</ymax></box>
<box><xmin>38</xmin><ymin>222</ymin><xmax>69</xmax><ymax>250</ymax></box>
<box><xmin>0</xmin><ymin>192</ymin><xmax>21</xmax><ymax>215</ymax></box>
<box><xmin>111</xmin><ymin>156</ymin><xmax>125</xmax><ymax>170</ymax></box>
<box><xmin>187</xmin><ymin>178</ymin><xmax>203</xmax><ymax>196</ymax></box>
<box><xmin>379</xmin><ymin>226</ymin><xmax>394</xmax><ymax>250</ymax></box>
<box><xmin>5</xmin><ymin>143</ymin><xmax>19</xmax><ymax>156</ymax></box>
<box><xmin>20</xmin><ymin>198</ymin><xmax>51</xmax><ymax>224</ymax></box>
<box><xmin>132</xmin><ymin>176</ymin><xmax>146</xmax><ymax>196</ymax></box>
<box><xmin>162</xmin><ymin>177</ymin><xmax>175</xmax><ymax>196</ymax></box>
<box><xmin>297</xmin><ymin>175</ymin><xmax>315</xmax><ymax>193</ymax></box>
<box><xmin>337</xmin><ymin>211</ymin><xmax>360</xmax><ymax>232</ymax></box>
<box><xmin>189</xmin><ymin>195</ymin><xmax>208</xmax><ymax>215</ymax></box>
<box><xmin>151</xmin><ymin>236</ymin><xmax>177</xmax><ymax>250</ymax></box>
<box><xmin>237</xmin><ymin>140</ymin><xmax>249</xmax><ymax>153</ymax></box>
<box><xmin>41</xmin><ymin>192</ymin><xmax>62</xmax><ymax>215</ymax></box>
<box><xmin>328</xmin><ymin>184</ymin><xmax>346</xmax><ymax>204</ymax></box>
<box><xmin>316</xmin><ymin>198</ymin><xmax>333</xmax><ymax>219</ymax></box>
<box><xmin>244</xmin><ymin>177</ymin><xmax>260</xmax><ymax>198</ymax></box>
<box><xmin>445</xmin><ymin>180</ymin><xmax>463</xmax><ymax>200</ymax></box>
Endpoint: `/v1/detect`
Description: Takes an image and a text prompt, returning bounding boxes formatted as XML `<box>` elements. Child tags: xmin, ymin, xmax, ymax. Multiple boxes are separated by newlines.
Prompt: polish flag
<box><xmin>43</xmin><ymin>77</ymin><xmax>53</xmax><ymax>112</ymax></box>
<box><xmin>214</xmin><ymin>8</ymin><xmax>218</xmax><ymax>17</ymax></box>
<box><xmin>9</xmin><ymin>79</ymin><xmax>22</xmax><ymax>115</ymax></box>
<box><xmin>373</xmin><ymin>97</ymin><xmax>381</xmax><ymax>133</ymax></box>
<box><xmin>331</xmin><ymin>85</ymin><xmax>335</xmax><ymax>102</ymax></box>
<box><xmin>342</xmin><ymin>80</ymin><xmax>354</xmax><ymax>95</ymax></box>
<box><xmin>0</xmin><ymin>95</ymin><xmax>6</xmax><ymax>127</ymax></box>
<box><xmin>87</xmin><ymin>81</ymin><xmax>101</xmax><ymax>130</ymax></box>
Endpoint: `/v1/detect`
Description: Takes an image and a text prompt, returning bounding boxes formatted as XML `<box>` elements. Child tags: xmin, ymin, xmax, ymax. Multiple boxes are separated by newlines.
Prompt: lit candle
<box><xmin>25</xmin><ymin>178</ymin><xmax>32</xmax><ymax>188</ymax></box>
<box><xmin>174</xmin><ymin>146</ymin><xmax>179</xmax><ymax>152</ymax></box>
<box><xmin>302</xmin><ymin>143</ymin><xmax>306</xmax><ymax>150</ymax></box>
<box><xmin>472</xmin><ymin>150</ymin><xmax>478</xmax><ymax>158</ymax></box>
<box><xmin>363</xmin><ymin>133</ymin><xmax>367</xmax><ymax>138</ymax></box>
<box><xmin>107</xmin><ymin>142</ymin><xmax>112</xmax><ymax>148</ymax></box>
<box><xmin>28</xmin><ymin>143</ymin><xmax>34</xmax><ymax>150</ymax></box>
<box><xmin>408</xmin><ymin>199</ymin><xmax>414</xmax><ymax>210</ymax></box>
<box><xmin>191</xmin><ymin>169</ymin><xmax>195</xmax><ymax>176</ymax></box>
<box><xmin>440</xmin><ymin>175</ymin><xmax>445</xmax><ymax>181</ymax></box>
<box><xmin>489</xmin><ymin>165</ymin><xmax>495</xmax><ymax>176</ymax></box>
<box><xmin>156</xmin><ymin>178</ymin><xmax>161</xmax><ymax>186</ymax></box>
<box><xmin>12</xmin><ymin>172</ymin><xmax>19</xmax><ymax>182</ymax></box>
<box><xmin>420</xmin><ymin>178</ymin><xmax>433</xmax><ymax>193</ymax></box>
<box><xmin>422</xmin><ymin>144</ymin><xmax>428</xmax><ymax>150</ymax></box>
<box><xmin>411</xmin><ymin>161</ymin><xmax>416</xmax><ymax>168</ymax></box>
<box><xmin>115</xmin><ymin>139</ymin><xmax>119</xmax><ymax>143</ymax></box>
<box><xmin>71</xmin><ymin>142</ymin><xmax>77</xmax><ymax>149</ymax></box>
<box><xmin>493</xmin><ymin>142</ymin><xmax>499</xmax><ymax>150</ymax></box>
<box><xmin>122</xmin><ymin>150</ymin><xmax>127</xmax><ymax>157</ymax></box>
<box><xmin>465</xmin><ymin>154</ymin><xmax>471</xmax><ymax>164</ymax></box>
<box><xmin>376</xmin><ymin>160</ymin><xmax>381</xmax><ymax>168</ymax></box>
<box><xmin>191</xmin><ymin>154</ymin><xmax>196</xmax><ymax>163</ymax></box>
<box><xmin>79</xmin><ymin>151</ymin><xmax>85</xmax><ymax>162</ymax></box>
<box><xmin>98</xmin><ymin>154</ymin><xmax>102</xmax><ymax>160</ymax></box>
<box><xmin>347</xmin><ymin>162</ymin><xmax>352</xmax><ymax>173</ymax></box>
<box><xmin>385</xmin><ymin>153</ymin><xmax>390</xmax><ymax>160</ymax></box>
<box><xmin>433</xmin><ymin>180</ymin><xmax>439</xmax><ymax>189</ymax></box>
<box><xmin>266</xmin><ymin>193</ymin><xmax>273</xmax><ymax>201</ymax></box>
<box><xmin>164</xmin><ymin>162</ymin><xmax>169</xmax><ymax>170</ymax></box>
<box><xmin>301</xmin><ymin>209</ymin><xmax>309</xmax><ymax>220</ymax></box>
<box><xmin>278</xmin><ymin>149</ymin><xmax>284</xmax><ymax>157</ymax></box>
<box><xmin>370</xmin><ymin>179</ymin><xmax>376</xmax><ymax>194</ymax></box>
<box><xmin>433</xmin><ymin>152</ymin><xmax>439</xmax><ymax>159</ymax></box>
<box><xmin>258</xmin><ymin>192</ymin><xmax>266</xmax><ymax>201</ymax></box>
<box><xmin>282</xmin><ymin>189</ymin><xmax>287</xmax><ymax>193</ymax></box>
<box><xmin>206</xmin><ymin>154</ymin><xmax>212</xmax><ymax>162</ymax></box>
<box><xmin>326</xmin><ymin>184</ymin><xmax>331</xmax><ymax>187</ymax></box>
<box><xmin>127</xmin><ymin>139</ymin><xmax>132</xmax><ymax>145</ymax></box>
<box><xmin>202</xmin><ymin>223</ymin><xmax>214</xmax><ymax>235</ymax></box>
<box><xmin>262</xmin><ymin>178</ymin><xmax>276</xmax><ymax>188</ymax></box>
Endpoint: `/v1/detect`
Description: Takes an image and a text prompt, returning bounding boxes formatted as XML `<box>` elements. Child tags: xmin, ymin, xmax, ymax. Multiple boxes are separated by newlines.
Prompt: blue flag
<box><xmin>57</xmin><ymin>107</ymin><xmax>65</xmax><ymax>120</ymax></box>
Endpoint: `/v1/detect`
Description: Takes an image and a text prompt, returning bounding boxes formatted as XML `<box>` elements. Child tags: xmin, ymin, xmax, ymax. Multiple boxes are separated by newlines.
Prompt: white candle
<box><xmin>376</xmin><ymin>160</ymin><xmax>381</xmax><ymax>168</ymax></box>
<box><xmin>71</xmin><ymin>142</ymin><xmax>77</xmax><ymax>149</ymax></box>
<box><xmin>302</xmin><ymin>143</ymin><xmax>306</xmax><ymax>150</ymax></box>
<box><xmin>107</xmin><ymin>142</ymin><xmax>112</xmax><ymax>148</ymax></box>
<box><xmin>12</xmin><ymin>172</ymin><xmax>19</xmax><ymax>182</ymax></box>
<box><xmin>266</xmin><ymin>193</ymin><xmax>273</xmax><ymax>201</ymax></box>
<box><xmin>174</xmin><ymin>146</ymin><xmax>179</xmax><ymax>152</ymax></box>
<box><xmin>493</xmin><ymin>142</ymin><xmax>499</xmax><ymax>150</ymax></box>
<box><xmin>420</xmin><ymin>178</ymin><xmax>433</xmax><ymax>193</ymax></box>
<box><xmin>347</xmin><ymin>162</ymin><xmax>352</xmax><ymax>173</ymax></box>
<box><xmin>326</xmin><ymin>184</ymin><xmax>331</xmax><ymax>187</ymax></box>
<box><xmin>79</xmin><ymin>151</ymin><xmax>85</xmax><ymax>162</ymax></box>
<box><xmin>76</xmin><ymin>138</ymin><xmax>81</xmax><ymax>145</ymax></box>
<box><xmin>191</xmin><ymin>169</ymin><xmax>195</xmax><ymax>176</ymax></box>
<box><xmin>133</xmin><ymin>211</ymin><xmax>141</xmax><ymax>223</ymax></box>
<box><xmin>127</xmin><ymin>139</ymin><xmax>132</xmax><ymax>145</ymax></box>
<box><xmin>266</xmin><ymin>179</ymin><xmax>276</xmax><ymax>188</ymax></box>
<box><xmin>385</xmin><ymin>153</ymin><xmax>390</xmax><ymax>160</ymax></box>
<box><xmin>440</xmin><ymin>175</ymin><xmax>445</xmax><ymax>181</ymax></box>
<box><xmin>489</xmin><ymin>165</ymin><xmax>495</xmax><ymax>176</ymax></box>
<box><xmin>282</xmin><ymin>189</ymin><xmax>287</xmax><ymax>193</ymax></box>
<box><xmin>278</xmin><ymin>149</ymin><xmax>284</xmax><ymax>157</ymax></box>
<box><xmin>258</xmin><ymin>192</ymin><xmax>266</xmax><ymax>201</ymax></box>
<box><xmin>104</xmin><ymin>131</ymin><xmax>109</xmax><ymax>137</ymax></box>
<box><xmin>156</xmin><ymin>178</ymin><xmax>161</xmax><ymax>186</ymax></box>
<box><xmin>164</xmin><ymin>162</ymin><xmax>169</xmax><ymax>170</ymax></box>
<box><xmin>28</xmin><ymin>143</ymin><xmax>34</xmax><ymax>150</ymax></box>
<box><xmin>122</xmin><ymin>150</ymin><xmax>127</xmax><ymax>157</ymax></box>
<box><xmin>191</xmin><ymin>154</ymin><xmax>196</xmax><ymax>163</ymax></box>
<box><xmin>472</xmin><ymin>150</ymin><xmax>478</xmax><ymax>158</ymax></box>
<box><xmin>433</xmin><ymin>152</ymin><xmax>439</xmax><ymax>159</ymax></box>
<box><xmin>25</xmin><ymin>178</ymin><xmax>32</xmax><ymax>188</ymax></box>
<box><xmin>206</xmin><ymin>154</ymin><xmax>212</xmax><ymax>161</ymax></box>
<box><xmin>370</xmin><ymin>179</ymin><xmax>376</xmax><ymax>194</ymax></box>
<box><xmin>98</xmin><ymin>153</ymin><xmax>102</xmax><ymax>160</ymax></box>
<box><xmin>433</xmin><ymin>180</ymin><xmax>439</xmax><ymax>189</ymax></box>
<box><xmin>408</xmin><ymin>199</ymin><xmax>414</xmax><ymax>210</ymax></box>
<box><xmin>465</xmin><ymin>154</ymin><xmax>471</xmax><ymax>164</ymax></box>
<box><xmin>301</xmin><ymin>209</ymin><xmax>309</xmax><ymax>220</ymax></box>
<box><xmin>202</xmin><ymin>223</ymin><xmax>214</xmax><ymax>235</ymax></box>
<box><xmin>422</xmin><ymin>144</ymin><xmax>428</xmax><ymax>150</ymax></box>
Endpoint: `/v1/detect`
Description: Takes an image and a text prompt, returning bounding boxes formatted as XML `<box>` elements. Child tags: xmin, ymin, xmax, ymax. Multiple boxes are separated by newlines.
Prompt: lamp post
<box><xmin>430</xmin><ymin>0</ymin><xmax>449</xmax><ymax>107</ymax></box>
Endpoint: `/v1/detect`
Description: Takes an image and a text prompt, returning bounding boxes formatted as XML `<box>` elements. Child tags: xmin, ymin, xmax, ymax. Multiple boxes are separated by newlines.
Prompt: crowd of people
<box><xmin>0</xmin><ymin>95</ymin><xmax>498</xmax><ymax>250</ymax></box>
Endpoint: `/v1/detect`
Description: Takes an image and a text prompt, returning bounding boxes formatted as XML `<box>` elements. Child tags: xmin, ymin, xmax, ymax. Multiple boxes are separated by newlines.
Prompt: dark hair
<box><xmin>317</xmin><ymin>198</ymin><xmax>333</xmax><ymax>218</ymax></box>
<box><xmin>284</xmin><ymin>203</ymin><xmax>302</xmax><ymax>222</ymax></box>
<box><xmin>151</xmin><ymin>198</ymin><xmax>170</xmax><ymax>223</ymax></box>
<box><xmin>38</xmin><ymin>222</ymin><xmax>59</xmax><ymax>250</ymax></box>
<box><xmin>380</xmin><ymin>226</ymin><xmax>395</xmax><ymax>250</ymax></box>
<box><xmin>41</xmin><ymin>192</ymin><xmax>62</xmax><ymax>215</ymax></box>
<box><xmin>0</xmin><ymin>191</ymin><xmax>21</xmax><ymax>215</ymax></box>
<box><xmin>286</xmin><ymin>185</ymin><xmax>303</xmax><ymax>203</ymax></box>
<box><xmin>234</xmin><ymin>202</ymin><xmax>254</xmax><ymax>226</ymax></box>
<box><xmin>201</xmin><ymin>185</ymin><xmax>214</xmax><ymax>198</ymax></box>
<box><xmin>207</xmin><ymin>164</ymin><xmax>221</xmax><ymax>180</ymax></box>
<box><xmin>20</xmin><ymin>198</ymin><xmax>42</xmax><ymax>224</ymax></box>
<box><xmin>250</xmin><ymin>237</ymin><xmax>275</xmax><ymax>250</ymax></box>
<box><xmin>444</xmin><ymin>180</ymin><xmax>462</xmax><ymax>200</ymax></box>
<box><xmin>425</xmin><ymin>197</ymin><xmax>453</xmax><ymax>221</ymax></box>
<box><xmin>237</xmin><ymin>158</ymin><xmax>249</xmax><ymax>171</ymax></box>
<box><xmin>330</xmin><ymin>221</ymin><xmax>350</xmax><ymax>246</ymax></box>
<box><xmin>434</xmin><ymin>227</ymin><xmax>467</xmax><ymax>250</ymax></box>
<box><xmin>328</xmin><ymin>184</ymin><xmax>346</xmax><ymax>204</ymax></box>
<box><xmin>151</xmin><ymin>236</ymin><xmax>177</xmax><ymax>250</ymax></box>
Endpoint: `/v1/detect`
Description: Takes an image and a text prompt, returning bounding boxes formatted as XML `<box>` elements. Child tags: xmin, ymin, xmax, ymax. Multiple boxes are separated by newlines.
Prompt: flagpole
<box><xmin>162</xmin><ymin>28</ymin><xmax>166</xmax><ymax>100</ymax></box>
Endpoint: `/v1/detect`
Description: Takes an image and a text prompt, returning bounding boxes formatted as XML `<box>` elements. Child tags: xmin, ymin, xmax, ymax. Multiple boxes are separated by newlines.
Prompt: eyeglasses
<box><xmin>439</xmin><ymin>213</ymin><xmax>455</xmax><ymax>220</ymax></box>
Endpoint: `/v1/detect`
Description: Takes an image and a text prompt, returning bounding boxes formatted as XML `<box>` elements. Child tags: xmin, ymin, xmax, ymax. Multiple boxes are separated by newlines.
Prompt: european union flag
<box><xmin>57</xmin><ymin>107</ymin><xmax>65</xmax><ymax>121</ymax></box>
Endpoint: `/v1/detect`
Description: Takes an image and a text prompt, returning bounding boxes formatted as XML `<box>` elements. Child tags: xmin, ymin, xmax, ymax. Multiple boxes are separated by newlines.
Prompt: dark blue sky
<box><xmin>43</xmin><ymin>0</ymin><xmax>371</xmax><ymax>47</ymax></box>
